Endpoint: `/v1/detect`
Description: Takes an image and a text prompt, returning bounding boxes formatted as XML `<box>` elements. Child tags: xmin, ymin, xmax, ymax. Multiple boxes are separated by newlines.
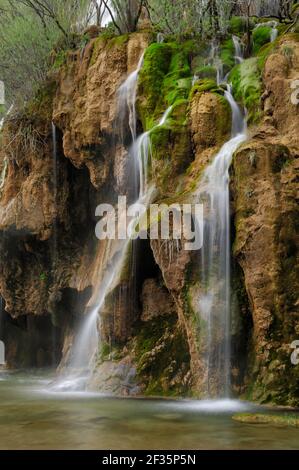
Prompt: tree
<box><xmin>0</xmin><ymin>0</ymin><xmax>92</xmax><ymax>109</ymax></box>
<box><xmin>103</xmin><ymin>0</ymin><xmax>145</xmax><ymax>34</ymax></box>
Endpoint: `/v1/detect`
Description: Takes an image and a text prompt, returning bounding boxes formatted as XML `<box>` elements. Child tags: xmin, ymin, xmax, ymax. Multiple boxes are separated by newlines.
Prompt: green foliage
<box><xmin>138</xmin><ymin>43</ymin><xmax>173</xmax><ymax>128</ymax></box>
<box><xmin>252</xmin><ymin>26</ymin><xmax>272</xmax><ymax>54</ymax></box>
<box><xmin>229</xmin><ymin>58</ymin><xmax>262</xmax><ymax>123</ymax></box>
<box><xmin>0</xmin><ymin>0</ymin><xmax>92</xmax><ymax>107</ymax></box>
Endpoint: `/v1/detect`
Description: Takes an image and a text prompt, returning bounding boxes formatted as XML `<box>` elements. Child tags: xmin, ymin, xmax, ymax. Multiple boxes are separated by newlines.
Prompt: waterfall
<box><xmin>232</xmin><ymin>35</ymin><xmax>244</xmax><ymax>64</ymax></box>
<box><xmin>131</xmin><ymin>107</ymin><xmax>172</xmax><ymax>198</ymax></box>
<box><xmin>271</xmin><ymin>26</ymin><xmax>278</xmax><ymax>43</ymax></box>
<box><xmin>51</xmin><ymin>122</ymin><xmax>58</xmax><ymax>367</ymax></box>
<box><xmin>157</xmin><ymin>33</ymin><xmax>164</xmax><ymax>44</ymax></box>
<box><xmin>117</xmin><ymin>53</ymin><xmax>144</xmax><ymax>143</ymax></box>
<box><xmin>206</xmin><ymin>41</ymin><xmax>224</xmax><ymax>86</ymax></box>
<box><xmin>54</xmin><ymin>53</ymin><xmax>151</xmax><ymax>391</ymax></box>
<box><xmin>196</xmin><ymin>85</ymin><xmax>247</xmax><ymax>397</ymax></box>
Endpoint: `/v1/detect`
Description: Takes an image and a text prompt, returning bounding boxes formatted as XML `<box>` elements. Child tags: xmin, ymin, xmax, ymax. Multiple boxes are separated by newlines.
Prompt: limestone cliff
<box><xmin>0</xmin><ymin>25</ymin><xmax>298</xmax><ymax>406</ymax></box>
<box><xmin>231</xmin><ymin>35</ymin><xmax>299</xmax><ymax>406</ymax></box>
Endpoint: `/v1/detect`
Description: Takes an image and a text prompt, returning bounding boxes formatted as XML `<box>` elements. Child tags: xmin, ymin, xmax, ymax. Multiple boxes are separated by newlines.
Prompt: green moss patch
<box><xmin>229</xmin><ymin>16</ymin><xmax>256</xmax><ymax>35</ymax></box>
<box><xmin>253</xmin><ymin>26</ymin><xmax>272</xmax><ymax>54</ymax></box>
<box><xmin>138</xmin><ymin>42</ymin><xmax>193</xmax><ymax>130</ymax></box>
<box><xmin>233</xmin><ymin>413</ymin><xmax>299</xmax><ymax>427</ymax></box>
<box><xmin>220</xmin><ymin>39</ymin><xmax>235</xmax><ymax>72</ymax></box>
<box><xmin>229</xmin><ymin>58</ymin><xmax>262</xmax><ymax>124</ymax></box>
<box><xmin>133</xmin><ymin>313</ymin><xmax>191</xmax><ymax>397</ymax></box>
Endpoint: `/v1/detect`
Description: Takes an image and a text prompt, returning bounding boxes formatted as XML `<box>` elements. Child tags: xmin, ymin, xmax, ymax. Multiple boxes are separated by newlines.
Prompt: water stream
<box><xmin>195</xmin><ymin>83</ymin><xmax>247</xmax><ymax>397</ymax></box>
<box><xmin>232</xmin><ymin>35</ymin><xmax>244</xmax><ymax>64</ymax></box>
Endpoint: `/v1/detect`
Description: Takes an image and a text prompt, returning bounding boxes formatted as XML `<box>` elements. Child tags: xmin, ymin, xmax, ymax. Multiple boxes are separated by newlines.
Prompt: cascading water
<box><xmin>54</xmin><ymin>53</ymin><xmax>154</xmax><ymax>391</ymax></box>
<box><xmin>131</xmin><ymin>106</ymin><xmax>172</xmax><ymax>198</ymax></box>
<box><xmin>195</xmin><ymin>84</ymin><xmax>247</xmax><ymax>397</ymax></box>
<box><xmin>232</xmin><ymin>35</ymin><xmax>244</xmax><ymax>64</ymax></box>
<box><xmin>271</xmin><ymin>27</ymin><xmax>278</xmax><ymax>42</ymax></box>
<box><xmin>157</xmin><ymin>33</ymin><xmax>164</xmax><ymax>44</ymax></box>
<box><xmin>117</xmin><ymin>53</ymin><xmax>144</xmax><ymax>143</ymax></box>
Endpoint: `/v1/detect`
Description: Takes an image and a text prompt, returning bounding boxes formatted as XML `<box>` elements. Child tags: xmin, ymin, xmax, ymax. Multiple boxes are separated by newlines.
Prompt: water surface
<box><xmin>0</xmin><ymin>371</ymin><xmax>298</xmax><ymax>450</ymax></box>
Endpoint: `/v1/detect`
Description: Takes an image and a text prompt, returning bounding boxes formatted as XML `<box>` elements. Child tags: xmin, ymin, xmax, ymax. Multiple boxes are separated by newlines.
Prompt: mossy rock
<box><xmin>133</xmin><ymin>313</ymin><xmax>191</xmax><ymax>397</ymax></box>
<box><xmin>137</xmin><ymin>43</ymin><xmax>174</xmax><ymax>129</ymax></box>
<box><xmin>195</xmin><ymin>65</ymin><xmax>217</xmax><ymax>80</ymax></box>
<box><xmin>137</xmin><ymin>41</ymin><xmax>193</xmax><ymax>130</ymax></box>
<box><xmin>229</xmin><ymin>16</ymin><xmax>256</xmax><ymax>35</ymax></box>
<box><xmin>229</xmin><ymin>58</ymin><xmax>262</xmax><ymax>124</ymax></box>
<box><xmin>256</xmin><ymin>41</ymin><xmax>277</xmax><ymax>69</ymax></box>
<box><xmin>252</xmin><ymin>26</ymin><xmax>272</xmax><ymax>54</ymax></box>
<box><xmin>25</xmin><ymin>79</ymin><xmax>57</xmax><ymax>121</ymax></box>
<box><xmin>220</xmin><ymin>39</ymin><xmax>235</xmax><ymax>73</ymax></box>
<box><xmin>190</xmin><ymin>78</ymin><xmax>220</xmax><ymax>99</ymax></box>
<box><xmin>233</xmin><ymin>413</ymin><xmax>299</xmax><ymax>427</ymax></box>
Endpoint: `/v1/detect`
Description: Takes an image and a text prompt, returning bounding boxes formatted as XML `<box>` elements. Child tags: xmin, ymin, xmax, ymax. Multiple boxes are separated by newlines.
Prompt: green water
<box><xmin>0</xmin><ymin>371</ymin><xmax>298</xmax><ymax>450</ymax></box>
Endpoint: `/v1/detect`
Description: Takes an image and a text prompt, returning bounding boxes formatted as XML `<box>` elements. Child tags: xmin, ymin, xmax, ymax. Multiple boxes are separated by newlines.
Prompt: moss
<box><xmin>25</xmin><ymin>78</ymin><xmax>56</xmax><ymax>121</ymax></box>
<box><xmin>108</xmin><ymin>33</ymin><xmax>129</xmax><ymax>48</ymax></box>
<box><xmin>252</xmin><ymin>26</ymin><xmax>272</xmax><ymax>54</ymax></box>
<box><xmin>229</xmin><ymin>58</ymin><xmax>262</xmax><ymax>124</ymax></box>
<box><xmin>52</xmin><ymin>50</ymin><xmax>67</xmax><ymax>70</ymax></box>
<box><xmin>189</xmin><ymin>78</ymin><xmax>219</xmax><ymax>99</ymax></box>
<box><xmin>90</xmin><ymin>34</ymin><xmax>129</xmax><ymax>67</ymax></box>
<box><xmin>137</xmin><ymin>43</ymin><xmax>173</xmax><ymax>129</ymax></box>
<box><xmin>233</xmin><ymin>413</ymin><xmax>299</xmax><ymax>427</ymax></box>
<box><xmin>195</xmin><ymin>65</ymin><xmax>217</xmax><ymax>80</ymax></box>
<box><xmin>138</xmin><ymin>41</ymin><xmax>193</xmax><ymax>130</ymax></box>
<box><xmin>133</xmin><ymin>313</ymin><xmax>191</xmax><ymax>397</ymax></box>
<box><xmin>256</xmin><ymin>41</ymin><xmax>277</xmax><ymax>69</ymax></box>
<box><xmin>229</xmin><ymin>16</ymin><xmax>256</xmax><ymax>35</ymax></box>
<box><xmin>220</xmin><ymin>39</ymin><xmax>235</xmax><ymax>72</ymax></box>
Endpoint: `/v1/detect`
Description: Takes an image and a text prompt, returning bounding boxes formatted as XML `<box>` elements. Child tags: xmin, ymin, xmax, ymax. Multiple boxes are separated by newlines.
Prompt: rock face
<box><xmin>0</xmin><ymin>27</ymin><xmax>298</xmax><ymax>405</ymax></box>
<box><xmin>53</xmin><ymin>32</ymin><xmax>149</xmax><ymax>190</ymax></box>
<box><xmin>0</xmin><ymin>32</ymin><xmax>151</xmax><ymax>367</ymax></box>
<box><xmin>231</xmin><ymin>36</ymin><xmax>299</xmax><ymax>405</ymax></box>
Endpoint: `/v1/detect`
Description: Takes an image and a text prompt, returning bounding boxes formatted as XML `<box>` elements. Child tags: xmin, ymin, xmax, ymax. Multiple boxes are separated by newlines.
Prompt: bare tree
<box><xmin>103</xmin><ymin>0</ymin><xmax>145</xmax><ymax>34</ymax></box>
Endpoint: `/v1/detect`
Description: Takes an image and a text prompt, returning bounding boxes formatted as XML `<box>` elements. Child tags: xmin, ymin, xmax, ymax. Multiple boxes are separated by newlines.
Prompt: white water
<box><xmin>55</xmin><ymin>53</ymin><xmax>155</xmax><ymax>391</ymax></box>
<box><xmin>131</xmin><ymin>106</ymin><xmax>172</xmax><ymax>198</ymax></box>
<box><xmin>157</xmin><ymin>33</ymin><xmax>164</xmax><ymax>44</ymax></box>
<box><xmin>232</xmin><ymin>35</ymin><xmax>244</xmax><ymax>64</ymax></box>
<box><xmin>271</xmin><ymin>28</ymin><xmax>278</xmax><ymax>42</ymax></box>
<box><xmin>206</xmin><ymin>40</ymin><xmax>224</xmax><ymax>85</ymax></box>
<box><xmin>118</xmin><ymin>53</ymin><xmax>144</xmax><ymax>142</ymax></box>
<box><xmin>195</xmin><ymin>84</ymin><xmax>247</xmax><ymax>397</ymax></box>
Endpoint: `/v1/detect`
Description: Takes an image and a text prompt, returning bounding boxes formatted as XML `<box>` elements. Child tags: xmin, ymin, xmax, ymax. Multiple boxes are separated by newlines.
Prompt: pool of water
<box><xmin>0</xmin><ymin>370</ymin><xmax>298</xmax><ymax>450</ymax></box>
